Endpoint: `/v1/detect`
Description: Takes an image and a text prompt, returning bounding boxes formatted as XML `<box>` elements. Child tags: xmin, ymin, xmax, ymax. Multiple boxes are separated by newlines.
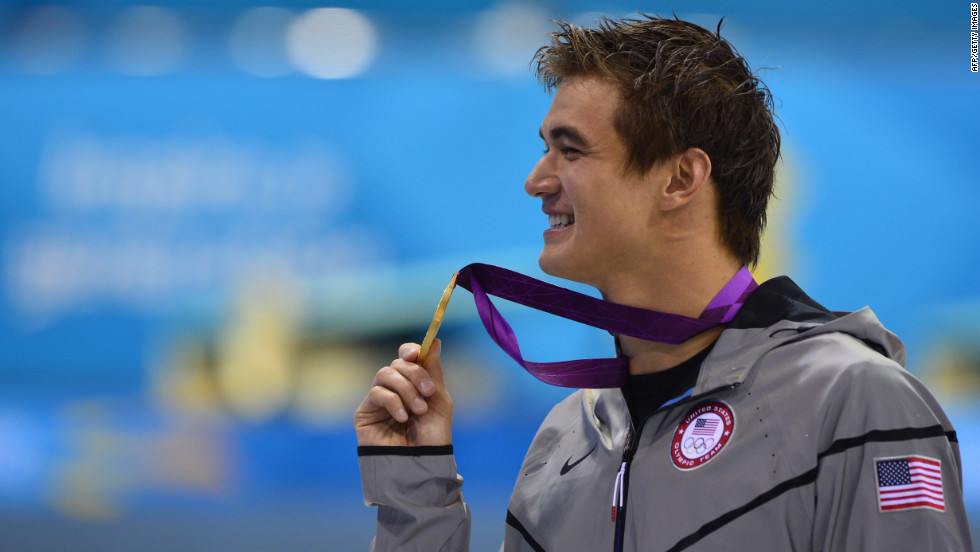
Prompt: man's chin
<box><xmin>538</xmin><ymin>249</ymin><xmax>586</xmax><ymax>284</ymax></box>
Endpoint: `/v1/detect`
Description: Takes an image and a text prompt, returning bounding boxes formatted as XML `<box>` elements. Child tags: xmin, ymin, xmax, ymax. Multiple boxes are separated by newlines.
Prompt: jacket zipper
<box><xmin>612</xmin><ymin>422</ymin><xmax>639</xmax><ymax>552</ymax></box>
<box><xmin>611</xmin><ymin>382</ymin><xmax>740</xmax><ymax>551</ymax></box>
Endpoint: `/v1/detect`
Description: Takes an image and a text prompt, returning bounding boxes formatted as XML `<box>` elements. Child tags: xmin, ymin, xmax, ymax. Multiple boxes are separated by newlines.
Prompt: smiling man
<box><xmin>527</xmin><ymin>74</ymin><xmax>736</xmax><ymax>374</ymax></box>
<box><xmin>354</xmin><ymin>15</ymin><xmax>973</xmax><ymax>551</ymax></box>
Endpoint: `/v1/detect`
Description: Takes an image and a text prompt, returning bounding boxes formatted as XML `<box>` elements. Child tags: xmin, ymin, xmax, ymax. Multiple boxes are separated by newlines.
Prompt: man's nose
<box><xmin>524</xmin><ymin>154</ymin><xmax>560</xmax><ymax>198</ymax></box>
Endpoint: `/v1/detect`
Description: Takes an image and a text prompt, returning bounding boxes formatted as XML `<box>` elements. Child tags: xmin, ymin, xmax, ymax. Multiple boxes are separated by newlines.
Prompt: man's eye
<box><xmin>541</xmin><ymin>146</ymin><xmax>581</xmax><ymax>158</ymax></box>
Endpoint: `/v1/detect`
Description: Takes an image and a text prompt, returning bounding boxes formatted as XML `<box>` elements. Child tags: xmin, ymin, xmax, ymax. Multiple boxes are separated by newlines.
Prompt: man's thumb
<box><xmin>423</xmin><ymin>338</ymin><xmax>446</xmax><ymax>385</ymax></box>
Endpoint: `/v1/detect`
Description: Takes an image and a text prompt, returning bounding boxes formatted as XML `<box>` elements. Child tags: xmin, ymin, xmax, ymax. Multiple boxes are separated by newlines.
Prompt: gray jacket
<box><xmin>359</xmin><ymin>277</ymin><xmax>973</xmax><ymax>551</ymax></box>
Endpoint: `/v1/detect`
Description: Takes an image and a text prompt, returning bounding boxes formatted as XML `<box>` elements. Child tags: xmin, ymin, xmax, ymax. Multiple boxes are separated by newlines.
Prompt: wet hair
<box><xmin>533</xmin><ymin>15</ymin><xmax>780</xmax><ymax>267</ymax></box>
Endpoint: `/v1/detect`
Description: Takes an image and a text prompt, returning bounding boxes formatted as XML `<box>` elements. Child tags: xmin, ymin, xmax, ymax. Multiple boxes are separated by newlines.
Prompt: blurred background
<box><xmin>0</xmin><ymin>0</ymin><xmax>977</xmax><ymax>550</ymax></box>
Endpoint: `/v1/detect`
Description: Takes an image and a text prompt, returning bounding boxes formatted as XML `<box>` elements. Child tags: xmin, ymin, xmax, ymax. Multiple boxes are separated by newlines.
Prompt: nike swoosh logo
<box><xmin>559</xmin><ymin>442</ymin><xmax>598</xmax><ymax>476</ymax></box>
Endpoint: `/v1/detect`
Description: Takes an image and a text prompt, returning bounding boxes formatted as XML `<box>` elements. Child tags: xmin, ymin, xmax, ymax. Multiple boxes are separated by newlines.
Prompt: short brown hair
<box><xmin>533</xmin><ymin>15</ymin><xmax>780</xmax><ymax>267</ymax></box>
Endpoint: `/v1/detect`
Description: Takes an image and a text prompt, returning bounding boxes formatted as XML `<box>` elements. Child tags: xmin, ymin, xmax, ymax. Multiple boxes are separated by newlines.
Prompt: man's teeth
<box><xmin>548</xmin><ymin>214</ymin><xmax>575</xmax><ymax>229</ymax></box>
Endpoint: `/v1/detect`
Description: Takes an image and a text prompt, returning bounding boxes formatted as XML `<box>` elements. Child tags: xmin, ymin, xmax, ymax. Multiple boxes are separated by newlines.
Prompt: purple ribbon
<box><xmin>454</xmin><ymin>264</ymin><xmax>757</xmax><ymax>389</ymax></box>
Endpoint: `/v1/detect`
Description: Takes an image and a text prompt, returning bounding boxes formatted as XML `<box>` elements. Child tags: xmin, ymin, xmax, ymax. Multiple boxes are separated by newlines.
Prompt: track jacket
<box><xmin>358</xmin><ymin>276</ymin><xmax>973</xmax><ymax>551</ymax></box>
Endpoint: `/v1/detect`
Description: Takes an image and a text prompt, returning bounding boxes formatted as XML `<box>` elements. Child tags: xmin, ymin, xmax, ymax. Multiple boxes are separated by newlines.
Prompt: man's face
<box><xmin>525</xmin><ymin>76</ymin><xmax>670</xmax><ymax>290</ymax></box>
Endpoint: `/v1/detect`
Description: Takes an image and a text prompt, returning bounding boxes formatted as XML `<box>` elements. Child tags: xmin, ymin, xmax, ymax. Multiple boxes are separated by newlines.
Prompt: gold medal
<box><xmin>417</xmin><ymin>272</ymin><xmax>457</xmax><ymax>364</ymax></box>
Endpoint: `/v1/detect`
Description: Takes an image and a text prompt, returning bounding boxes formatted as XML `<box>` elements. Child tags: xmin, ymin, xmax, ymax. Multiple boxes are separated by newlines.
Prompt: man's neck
<box><xmin>602</xmin><ymin>256</ymin><xmax>743</xmax><ymax>375</ymax></box>
<box><xmin>619</xmin><ymin>325</ymin><xmax>725</xmax><ymax>375</ymax></box>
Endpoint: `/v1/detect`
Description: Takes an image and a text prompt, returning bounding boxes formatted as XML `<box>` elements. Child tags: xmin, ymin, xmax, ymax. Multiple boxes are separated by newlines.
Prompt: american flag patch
<box><xmin>691</xmin><ymin>418</ymin><xmax>719</xmax><ymax>436</ymax></box>
<box><xmin>875</xmin><ymin>456</ymin><xmax>944</xmax><ymax>512</ymax></box>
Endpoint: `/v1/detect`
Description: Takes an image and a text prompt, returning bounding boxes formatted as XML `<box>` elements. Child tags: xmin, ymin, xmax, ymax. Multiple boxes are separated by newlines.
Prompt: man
<box><xmin>354</xmin><ymin>15</ymin><xmax>973</xmax><ymax>551</ymax></box>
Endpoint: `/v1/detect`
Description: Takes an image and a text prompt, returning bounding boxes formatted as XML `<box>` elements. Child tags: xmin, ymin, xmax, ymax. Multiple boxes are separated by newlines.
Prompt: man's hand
<box><xmin>354</xmin><ymin>339</ymin><xmax>453</xmax><ymax>447</ymax></box>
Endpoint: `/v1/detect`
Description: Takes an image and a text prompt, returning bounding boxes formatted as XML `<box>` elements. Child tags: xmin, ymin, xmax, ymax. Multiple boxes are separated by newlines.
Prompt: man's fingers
<box><xmin>374</xmin><ymin>364</ymin><xmax>430</xmax><ymax>415</ymax></box>
<box><xmin>361</xmin><ymin>385</ymin><xmax>409</xmax><ymax>423</ymax></box>
<box><xmin>356</xmin><ymin>341</ymin><xmax>447</xmax><ymax>427</ymax></box>
<box><xmin>354</xmin><ymin>341</ymin><xmax>453</xmax><ymax>447</ymax></box>
<box><xmin>396</xmin><ymin>342</ymin><xmax>439</xmax><ymax>396</ymax></box>
<box><xmin>399</xmin><ymin>342</ymin><xmax>420</xmax><ymax>362</ymax></box>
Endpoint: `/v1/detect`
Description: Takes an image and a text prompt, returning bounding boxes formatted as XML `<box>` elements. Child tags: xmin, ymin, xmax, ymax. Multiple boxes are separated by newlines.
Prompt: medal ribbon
<box><xmin>454</xmin><ymin>263</ymin><xmax>757</xmax><ymax>388</ymax></box>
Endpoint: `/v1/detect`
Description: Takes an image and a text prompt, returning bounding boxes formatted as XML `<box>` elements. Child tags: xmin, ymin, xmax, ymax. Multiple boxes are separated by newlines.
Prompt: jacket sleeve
<box><xmin>810</xmin><ymin>353</ymin><xmax>974</xmax><ymax>551</ymax></box>
<box><xmin>358</xmin><ymin>445</ymin><xmax>471</xmax><ymax>552</ymax></box>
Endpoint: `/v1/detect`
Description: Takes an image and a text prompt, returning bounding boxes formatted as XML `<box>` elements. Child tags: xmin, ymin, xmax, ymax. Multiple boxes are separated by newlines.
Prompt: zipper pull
<box><xmin>611</xmin><ymin>461</ymin><xmax>627</xmax><ymax>522</ymax></box>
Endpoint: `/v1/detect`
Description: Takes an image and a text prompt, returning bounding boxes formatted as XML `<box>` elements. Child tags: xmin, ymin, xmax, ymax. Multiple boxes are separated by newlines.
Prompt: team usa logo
<box><xmin>671</xmin><ymin>402</ymin><xmax>735</xmax><ymax>470</ymax></box>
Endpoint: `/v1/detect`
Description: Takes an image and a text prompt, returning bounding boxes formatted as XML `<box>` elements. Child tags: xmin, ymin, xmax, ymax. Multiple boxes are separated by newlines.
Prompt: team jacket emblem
<box><xmin>671</xmin><ymin>401</ymin><xmax>735</xmax><ymax>470</ymax></box>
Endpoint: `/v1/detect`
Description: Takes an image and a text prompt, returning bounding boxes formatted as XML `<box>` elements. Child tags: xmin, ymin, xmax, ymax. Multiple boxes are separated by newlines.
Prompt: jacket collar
<box><xmin>695</xmin><ymin>275</ymin><xmax>905</xmax><ymax>394</ymax></box>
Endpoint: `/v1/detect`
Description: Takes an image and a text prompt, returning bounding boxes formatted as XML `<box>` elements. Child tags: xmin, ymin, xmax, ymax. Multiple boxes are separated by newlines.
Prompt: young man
<box><xmin>354</xmin><ymin>16</ymin><xmax>973</xmax><ymax>551</ymax></box>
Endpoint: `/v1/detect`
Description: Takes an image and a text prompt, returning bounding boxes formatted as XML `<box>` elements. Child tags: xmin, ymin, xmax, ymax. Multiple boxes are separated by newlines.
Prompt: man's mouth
<box><xmin>549</xmin><ymin>214</ymin><xmax>575</xmax><ymax>230</ymax></box>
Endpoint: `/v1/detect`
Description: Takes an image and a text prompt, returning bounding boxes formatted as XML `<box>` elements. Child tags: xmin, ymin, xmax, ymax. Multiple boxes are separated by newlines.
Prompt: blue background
<box><xmin>0</xmin><ymin>1</ymin><xmax>977</xmax><ymax>550</ymax></box>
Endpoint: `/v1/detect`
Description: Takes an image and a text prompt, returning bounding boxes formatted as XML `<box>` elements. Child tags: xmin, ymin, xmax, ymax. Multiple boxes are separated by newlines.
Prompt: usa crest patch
<box><xmin>875</xmin><ymin>456</ymin><xmax>945</xmax><ymax>513</ymax></box>
<box><xmin>671</xmin><ymin>402</ymin><xmax>734</xmax><ymax>470</ymax></box>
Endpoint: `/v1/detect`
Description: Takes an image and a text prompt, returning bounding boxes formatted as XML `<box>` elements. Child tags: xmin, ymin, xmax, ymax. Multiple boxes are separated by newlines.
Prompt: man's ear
<box><xmin>661</xmin><ymin>148</ymin><xmax>712</xmax><ymax>211</ymax></box>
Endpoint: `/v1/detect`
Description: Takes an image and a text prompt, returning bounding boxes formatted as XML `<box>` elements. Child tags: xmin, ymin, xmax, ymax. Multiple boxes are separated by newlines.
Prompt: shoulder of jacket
<box><xmin>755</xmin><ymin>331</ymin><xmax>944</xmax><ymax>434</ymax></box>
<box><xmin>763</xmin><ymin>329</ymin><xmax>907</xmax><ymax>385</ymax></box>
